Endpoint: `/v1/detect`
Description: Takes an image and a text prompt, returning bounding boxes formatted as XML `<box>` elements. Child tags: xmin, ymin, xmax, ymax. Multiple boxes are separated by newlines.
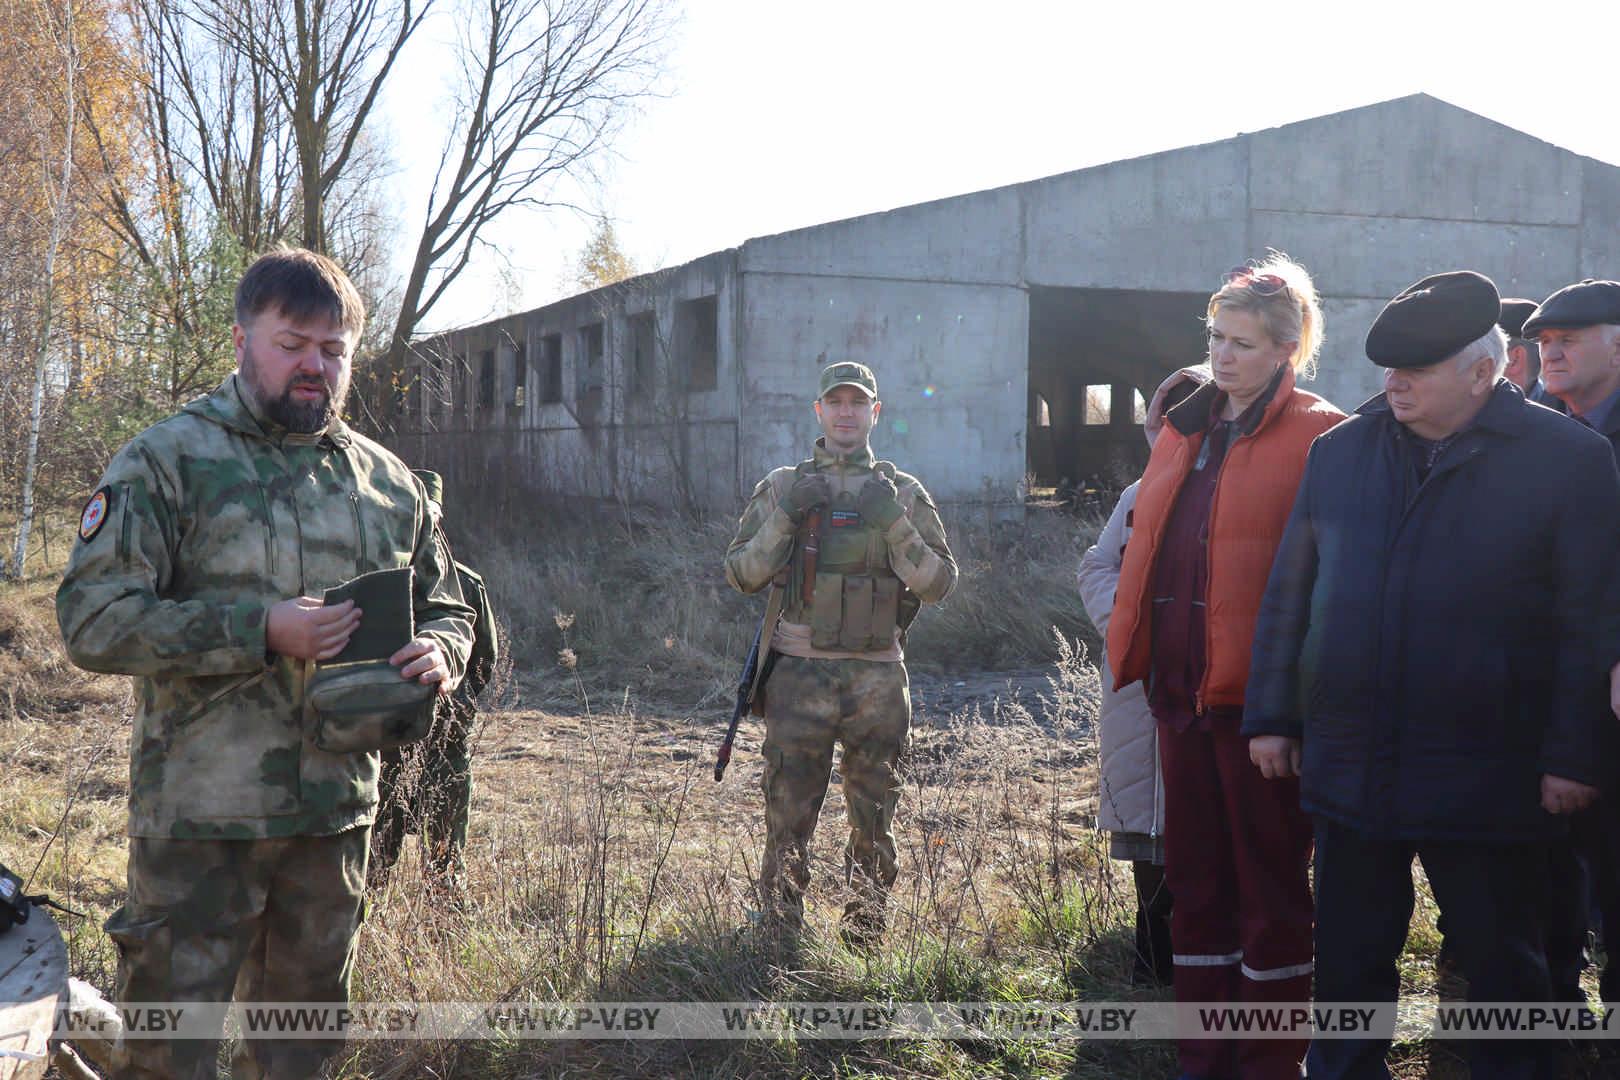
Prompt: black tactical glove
<box><xmin>779</xmin><ymin>472</ymin><xmax>831</xmax><ymax>524</ymax></box>
<box><xmin>857</xmin><ymin>474</ymin><xmax>906</xmax><ymax>531</ymax></box>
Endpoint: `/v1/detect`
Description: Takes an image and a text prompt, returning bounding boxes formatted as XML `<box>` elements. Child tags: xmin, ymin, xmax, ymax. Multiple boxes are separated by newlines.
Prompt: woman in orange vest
<box><xmin>1108</xmin><ymin>254</ymin><xmax>1345</xmax><ymax>1080</ymax></box>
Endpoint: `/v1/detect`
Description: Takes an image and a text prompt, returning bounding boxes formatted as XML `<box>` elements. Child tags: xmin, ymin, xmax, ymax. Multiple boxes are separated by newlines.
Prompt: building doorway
<box><xmin>1026</xmin><ymin>286</ymin><xmax>1209</xmax><ymax>497</ymax></box>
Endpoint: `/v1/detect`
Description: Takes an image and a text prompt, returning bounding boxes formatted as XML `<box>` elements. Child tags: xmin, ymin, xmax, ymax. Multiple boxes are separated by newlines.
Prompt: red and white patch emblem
<box><xmin>79</xmin><ymin>487</ymin><xmax>110</xmax><ymax>542</ymax></box>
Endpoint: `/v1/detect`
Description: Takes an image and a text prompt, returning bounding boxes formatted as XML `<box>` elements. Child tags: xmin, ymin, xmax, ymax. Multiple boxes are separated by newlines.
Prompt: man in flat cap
<box><xmin>1499</xmin><ymin>297</ymin><xmax>1559</xmax><ymax>407</ymax></box>
<box><xmin>1527</xmin><ymin>279</ymin><xmax>1620</xmax><ymax>436</ymax></box>
<box><xmin>1524</xmin><ymin>279</ymin><xmax>1620</xmax><ymax>1008</ymax></box>
<box><xmin>725</xmin><ymin>361</ymin><xmax>956</xmax><ymax>947</ymax></box>
<box><xmin>1245</xmin><ymin>271</ymin><xmax>1620</xmax><ymax>1079</ymax></box>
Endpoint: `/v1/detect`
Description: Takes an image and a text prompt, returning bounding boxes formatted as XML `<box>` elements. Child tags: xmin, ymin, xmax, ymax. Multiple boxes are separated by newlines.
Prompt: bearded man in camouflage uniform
<box><xmin>726</xmin><ymin>361</ymin><xmax>956</xmax><ymax>946</ymax></box>
<box><xmin>57</xmin><ymin>248</ymin><xmax>474</xmax><ymax>1080</ymax></box>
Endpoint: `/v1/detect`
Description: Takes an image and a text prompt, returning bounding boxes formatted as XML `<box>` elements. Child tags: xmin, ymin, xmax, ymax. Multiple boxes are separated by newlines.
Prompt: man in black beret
<box><xmin>1245</xmin><ymin>271</ymin><xmax>1620</xmax><ymax>1079</ymax></box>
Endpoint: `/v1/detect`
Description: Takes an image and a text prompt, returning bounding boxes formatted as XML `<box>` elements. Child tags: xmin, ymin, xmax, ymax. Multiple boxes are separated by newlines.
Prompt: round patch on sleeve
<box><xmin>79</xmin><ymin>487</ymin><xmax>111</xmax><ymax>543</ymax></box>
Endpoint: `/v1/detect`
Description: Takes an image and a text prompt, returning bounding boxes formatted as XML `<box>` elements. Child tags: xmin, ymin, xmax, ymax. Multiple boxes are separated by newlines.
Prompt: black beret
<box><xmin>1365</xmin><ymin>271</ymin><xmax>1500</xmax><ymax>369</ymax></box>
<box><xmin>1522</xmin><ymin>280</ymin><xmax>1620</xmax><ymax>338</ymax></box>
<box><xmin>1498</xmin><ymin>298</ymin><xmax>1538</xmax><ymax>339</ymax></box>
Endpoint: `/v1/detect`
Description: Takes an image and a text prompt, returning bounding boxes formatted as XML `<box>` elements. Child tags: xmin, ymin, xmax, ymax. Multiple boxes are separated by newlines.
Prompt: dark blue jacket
<box><xmin>1243</xmin><ymin>382</ymin><xmax>1620</xmax><ymax>841</ymax></box>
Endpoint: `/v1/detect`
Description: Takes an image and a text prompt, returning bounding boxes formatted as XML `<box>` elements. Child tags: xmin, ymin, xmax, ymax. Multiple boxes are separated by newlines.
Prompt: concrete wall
<box><xmin>733</xmin><ymin>193</ymin><xmax>1028</xmax><ymax>504</ymax></box>
<box><xmin>390</xmin><ymin>94</ymin><xmax>1620</xmax><ymax>514</ymax></box>
<box><xmin>1243</xmin><ymin>95</ymin><xmax>1590</xmax><ymax>410</ymax></box>
<box><xmin>1020</xmin><ymin>94</ymin><xmax>1599</xmax><ymax>414</ymax></box>
<box><xmin>392</xmin><ymin>252</ymin><xmax>741</xmax><ymax>511</ymax></box>
<box><xmin>734</xmin><ymin>270</ymin><xmax>1027</xmax><ymax>503</ymax></box>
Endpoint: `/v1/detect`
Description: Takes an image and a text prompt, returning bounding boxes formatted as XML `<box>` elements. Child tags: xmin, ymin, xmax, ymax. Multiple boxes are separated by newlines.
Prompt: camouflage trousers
<box><xmin>758</xmin><ymin>656</ymin><xmax>910</xmax><ymax>935</ymax></box>
<box><xmin>374</xmin><ymin>702</ymin><xmax>475</xmax><ymax>879</ymax></box>
<box><xmin>103</xmin><ymin>828</ymin><xmax>368</xmax><ymax>1080</ymax></box>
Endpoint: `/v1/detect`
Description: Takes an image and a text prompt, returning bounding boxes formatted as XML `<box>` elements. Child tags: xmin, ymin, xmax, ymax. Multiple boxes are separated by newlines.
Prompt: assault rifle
<box><xmin>715</xmin><ymin>615</ymin><xmax>769</xmax><ymax>781</ymax></box>
<box><xmin>715</xmin><ymin>508</ymin><xmax>816</xmax><ymax>780</ymax></box>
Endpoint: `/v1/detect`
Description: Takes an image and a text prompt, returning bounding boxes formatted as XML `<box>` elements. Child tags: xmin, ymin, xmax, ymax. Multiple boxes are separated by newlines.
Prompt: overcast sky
<box><xmin>382</xmin><ymin>0</ymin><xmax>1620</xmax><ymax>331</ymax></box>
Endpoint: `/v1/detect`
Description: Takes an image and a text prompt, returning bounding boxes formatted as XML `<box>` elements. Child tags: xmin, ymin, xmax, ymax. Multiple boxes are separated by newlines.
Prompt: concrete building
<box><xmin>390</xmin><ymin>94</ymin><xmax>1620</xmax><ymax>511</ymax></box>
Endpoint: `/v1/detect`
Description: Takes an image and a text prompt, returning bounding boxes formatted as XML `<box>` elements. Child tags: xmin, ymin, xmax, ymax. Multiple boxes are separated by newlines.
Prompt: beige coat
<box><xmin>1077</xmin><ymin>481</ymin><xmax>1164</xmax><ymax>857</ymax></box>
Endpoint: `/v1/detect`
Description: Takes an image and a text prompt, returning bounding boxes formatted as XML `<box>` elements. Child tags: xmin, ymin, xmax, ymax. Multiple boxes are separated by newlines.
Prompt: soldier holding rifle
<box><xmin>723</xmin><ymin>361</ymin><xmax>956</xmax><ymax>947</ymax></box>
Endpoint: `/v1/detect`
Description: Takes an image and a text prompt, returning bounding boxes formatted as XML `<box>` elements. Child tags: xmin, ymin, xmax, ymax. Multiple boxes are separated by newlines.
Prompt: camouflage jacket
<box><xmin>449</xmin><ymin>559</ymin><xmax>498</xmax><ymax>713</ymax></box>
<box><xmin>725</xmin><ymin>439</ymin><xmax>957</xmax><ymax>605</ymax></box>
<box><xmin>57</xmin><ymin>375</ymin><xmax>475</xmax><ymax>840</ymax></box>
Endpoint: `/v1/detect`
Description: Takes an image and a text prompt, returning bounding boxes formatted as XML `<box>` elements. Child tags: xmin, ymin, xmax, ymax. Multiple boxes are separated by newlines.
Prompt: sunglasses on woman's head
<box><xmin>1224</xmin><ymin>267</ymin><xmax>1288</xmax><ymax>295</ymax></box>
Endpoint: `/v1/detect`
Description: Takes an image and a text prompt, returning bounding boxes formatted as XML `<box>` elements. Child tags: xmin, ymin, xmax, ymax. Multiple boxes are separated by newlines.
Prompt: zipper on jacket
<box><xmin>256</xmin><ymin>484</ymin><xmax>278</xmax><ymax>575</ymax></box>
<box><xmin>1196</xmin><ymin>433</ymin><xmax>1232</xmax><ymax>709</ymax></box>
<box><xmin>348</xmin><ymin>491</ymin><xmax>368</xmax><ymax>573</ymax></box>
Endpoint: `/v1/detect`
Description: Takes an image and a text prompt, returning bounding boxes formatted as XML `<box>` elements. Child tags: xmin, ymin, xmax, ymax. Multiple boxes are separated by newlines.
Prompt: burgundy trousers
<box><xmin>1158</xmin><ymin>717</ymin><xmax>1315</xmax><ymax>1080</ymax></box>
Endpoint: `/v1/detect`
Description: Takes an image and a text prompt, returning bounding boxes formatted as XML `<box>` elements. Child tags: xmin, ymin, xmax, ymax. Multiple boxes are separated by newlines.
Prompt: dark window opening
<box><xmin>453</xmin><ymin>354</ymin><xmax>467</xmax><ymax>414</ymax></box>
<box><xmin>540</xmin><ymin>334</ymin><xmax>563</xmax><ymax>403</ymax></box>
<box><xmin>419</xmin><ymin>352</ymin><xmax>445</xmax><ymax>420</ymax></box>
<box><xmin>678</xmin><ymin>296</ymin><xmax>718</xmax><ymax>391</ymax></box>
<box><xmin>477</xmin><ymin>349</ymin><xmax>495</xmax><ymax>410</ymax></box>
<box><xmin>629</xmin><ymin>311</ymin><xmax>656</xmax><ymax>396</ymax></box>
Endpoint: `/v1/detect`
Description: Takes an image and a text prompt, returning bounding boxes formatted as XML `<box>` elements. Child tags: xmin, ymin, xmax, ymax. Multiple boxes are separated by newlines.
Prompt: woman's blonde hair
<box><xmin>1206</xmin><ymin>251</ymin><xmax>1324</xmax><ymax>377</ymax></box>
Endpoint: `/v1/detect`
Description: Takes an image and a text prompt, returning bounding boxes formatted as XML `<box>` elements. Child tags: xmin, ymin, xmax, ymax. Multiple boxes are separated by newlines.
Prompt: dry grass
<box><xmin>342</xmin><ymin>633</ymin><xmax>1174</xmax><ymax>1080</ymax></box>
<box><xmin>458</xmin><ymin>498</ymin><xmax>1103</xmax><ymax>714</ymax></box>
<box><xmin>0</xmin><ymin>500</ymin><xmax>1528</xmax><ymax>1079</ymax></box>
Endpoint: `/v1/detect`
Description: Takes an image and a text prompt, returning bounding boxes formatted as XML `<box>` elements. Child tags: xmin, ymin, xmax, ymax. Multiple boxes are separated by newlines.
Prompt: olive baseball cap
<box><xmin>819</xmin><ymin>361</ymin><xmax>877</xmax><ymax>398</ymax></box>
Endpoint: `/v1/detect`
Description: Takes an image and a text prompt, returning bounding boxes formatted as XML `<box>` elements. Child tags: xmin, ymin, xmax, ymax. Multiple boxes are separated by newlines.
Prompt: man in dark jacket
<box><xmin>1500</xmin><ymin>298</ymin><xmax>1540</xmax><ymax>394</ymax></box>
<box><xmin>1529</xmin><ymin>279</ymin><xmax>1620</xmax><ymax>436</ymax></box>
<box><xmin>1244</xmin><ymin>271</ymin><xmax>1620</xmax><ymax>1080</ymax></box>
<box><xmin>1523</xmin><ymin>280</ymin><xmax>1620</xmax><ymax>1005</ymax></box>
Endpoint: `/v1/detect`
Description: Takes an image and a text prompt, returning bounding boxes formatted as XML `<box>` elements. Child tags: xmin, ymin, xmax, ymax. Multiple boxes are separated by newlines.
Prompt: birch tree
<box><xmin>11</xmin><ymin>0</ymin><xmax>82</xmax><ymax>578</ymax></box>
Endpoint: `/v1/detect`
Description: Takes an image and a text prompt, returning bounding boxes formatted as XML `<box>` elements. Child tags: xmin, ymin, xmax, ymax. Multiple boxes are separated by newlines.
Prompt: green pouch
<box><xmin>839</xmin><ymin>575</ymin><xmax>875</xmax><ymax>651</ymax></box>
<box><xmin>870</xmin><ymin>577</ymin><xmax>901</xmax><ymax>650</ymax></box>
<box><xmin>309</xmin><ymin>566</ymin><xmax>432</xmax><ymax>753</ymax></box>
<box><xmin>810</xmin><ymin>571</ymin><xmax>844</xmax><ymax>650</ymax></box>
<box><xmin>309</xmin><ymin>661</ymin><xmax>436</xmax><ymax>753</ymax></box>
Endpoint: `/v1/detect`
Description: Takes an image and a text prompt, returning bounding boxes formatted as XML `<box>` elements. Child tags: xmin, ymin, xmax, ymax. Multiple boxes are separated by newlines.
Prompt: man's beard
<box><xmin>244</xmin><ymin>354</ymin><xmax>349</xmax><ymax>434</ymax></box>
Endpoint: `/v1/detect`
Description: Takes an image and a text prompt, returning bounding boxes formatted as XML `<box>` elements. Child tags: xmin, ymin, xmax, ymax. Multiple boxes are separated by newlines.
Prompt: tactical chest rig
<box><xmin>782</xmin><ymin>458</ymin><xmax>920</xmax><ymax>652</ymax></box>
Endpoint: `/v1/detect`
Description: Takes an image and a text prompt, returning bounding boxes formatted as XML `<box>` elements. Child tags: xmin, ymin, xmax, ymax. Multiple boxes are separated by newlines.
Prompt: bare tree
<box><xmin>373</xmin><ymin>0</ymin><xmax>672</xmax><ymax>431</ymax></box>
<box><xmin>201</xmin><ymin>0</ymin><xmax>432</xmax><ymax>254</ymax></box>
<box><xmin>121</xmin><ymin>0</ymin><xmax>300</xmax><ymax>256</ymax></box>
<box><xmin>78</xmin><ymin>0</ymin><xmax>416</xmax><ymax>409</ymax></box>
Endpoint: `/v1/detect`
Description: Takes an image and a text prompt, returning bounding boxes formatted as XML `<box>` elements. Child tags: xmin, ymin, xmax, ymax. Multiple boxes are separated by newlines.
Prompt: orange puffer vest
<box><xmin>1107</xmin><ymin>366</ymin><xmax>1345</xmax><ymax>710</ymax></box>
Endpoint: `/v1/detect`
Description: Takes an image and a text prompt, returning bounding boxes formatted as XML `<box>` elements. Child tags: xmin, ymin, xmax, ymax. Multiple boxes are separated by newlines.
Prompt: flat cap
<box><xmin>411</xmin><ymin>468</ymin><xmax>443</xmax><ymax>507</ymax></box>
<box><xmin>1498</xmin><ymin>298</ymin><xmax>1538</xmax><ymax>339</ymax></box>
<box><xmin>1365</xmin><ymin>271</ymin><xmax>1500</xmax><ymax>369</ymax></box>
<box><xmin>820</xmin><ymin>361</ymin><xmax>877</xmax><ymax>398</ymax></box>
<box><xmin>1522</xmin><ymin>280</ymin><xmax>1620</xmax><ymax>338</ymax></box>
